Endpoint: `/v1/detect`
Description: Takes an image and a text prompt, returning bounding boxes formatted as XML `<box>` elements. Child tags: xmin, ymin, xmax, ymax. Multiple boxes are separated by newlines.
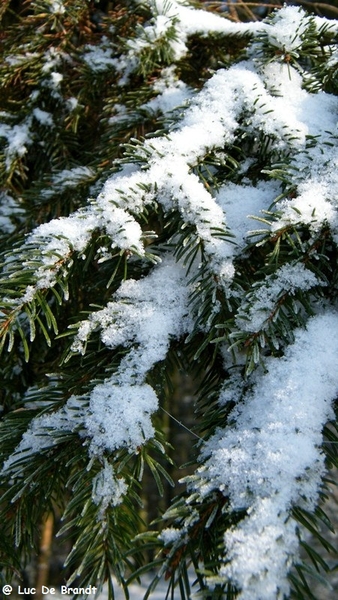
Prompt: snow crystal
<box><xmin>5</xmin><ymin>52</ymin><xmax>40</xmax><ymax>67</ymax></box>
<box><xmin>67</xmin><ymin>97</ymin><xmax>78</xmax><ymax>111</ymax></box>
<box><xmin>146</xmin><ymin>0</ymin><xmax>265</xmax><ymax>45</ymax></box>
<box><xmin>219</xmin><ymin>502</ymin><xmax>298</xmax><ymax>600</ymax></box>
<box><xmin>272</xmin><ymin>178</ymin><xmax>338</xmax><ymax>234</ymax></box>
<box><xmin>37</xmin><ymin>167</ymin><xmax>95</xmax><ymax>201</ymax></box>
<box><xmin>16</xmin><ymin>210</ymin><xmax>98</xmax><ymax>292</ymax></box>
<box><xmin>199</xmin><ymin>312</ymin><xmax>338</xmax><ymax>599</ymax></box>
<box><xmin>70</xmin><ymin>259</ymin><xmax>192</xmax><ymax>455</ymax></box>
<box><xmin>51</xmin><ymin>166</ymin><xmax>94</xmax><ymax>187</ymax></box>
<box><xmin>126</xmin><ymin>15</ymin><xmax>187</xmax><ymax>62</ymax></box>
<box><xmin>102</xmin><ymin>207</ymin><xmax>145</xmax><ymax>254</ymax></box>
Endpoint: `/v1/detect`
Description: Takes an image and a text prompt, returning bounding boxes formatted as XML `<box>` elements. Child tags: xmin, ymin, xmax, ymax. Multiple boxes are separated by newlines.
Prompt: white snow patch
<box><xmin>92</xmin><ymin>461</ymin><xmax>128</xmax><ymax>513</ymax></box>
<box><xmin>198</xmin><ymin>312</ymin><xmax>338</xmax><ymax>599</ymax></box>
<box><xmin>85</xmin><ymin>382</ymin><xmax>158</xmax><ymax>455</ymax></box>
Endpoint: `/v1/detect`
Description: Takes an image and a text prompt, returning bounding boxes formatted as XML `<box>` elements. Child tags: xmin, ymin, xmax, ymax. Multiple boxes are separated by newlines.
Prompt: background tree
<box><xmin>0</xmin><ymin>1</ymin><xmax>338</xmax><ymax>599</ymax></box>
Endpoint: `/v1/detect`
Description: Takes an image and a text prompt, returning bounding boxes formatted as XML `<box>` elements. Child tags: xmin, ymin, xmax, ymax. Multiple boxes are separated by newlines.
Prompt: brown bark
<box><xmin>35</xmin><ymin>513</ymin><xmax>54</xmax><ymax>600</ymax></box>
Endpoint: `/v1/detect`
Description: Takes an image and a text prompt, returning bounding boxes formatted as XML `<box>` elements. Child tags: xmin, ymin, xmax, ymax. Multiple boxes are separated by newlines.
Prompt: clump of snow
<box><xmin>92</xmin><ymin>461</ymin><xmax>128</xmax><ymax>515</ymax></box>
<box><xmin>5</xmin><ymin>52</ymin><xmax>40</xmax><ymax>67</ymax></box>
<box><xmin>114</xmin><ymin>0</ymin><xmax>265</xmax><ymax>86</ymax></box>
<box><xmin>3</xmin><ymin>259</ymin><xmax>192</xmax><ymax>493</ymax></box>
<box><xmin>27</xmin><ymin>209</ymin><xmax>97</xmax><ymax>261</ymax></box>
<box><xmin>72</xmin><ymin>258</ymin><xmax>191</xmax><ymax>372</ymax></box>
<box><xmin>0</xmin><ymin>192</ymin><xmax>25</xmax><ymax>234</ymax></box>
<box><xmin>0</xmin><ymin>120</ymin><xmax>33</xmax><ymax>169</ymax></box>
<box><xmin>216</xmin><ymin>181</ymin><xmax>280</xmax><ymax>250</ymax></box>
<box><xmin>32</xmin><ymin>108</ymin><xmax>54</xmax><ymax>126</ymax></box>
<box><xmin>126</xmin><ymin>13</ymin><xmax>186</xmax><ymax>62</ymax></box>
<box><xmin>142</xmin><ymin>66</ymin><xmax>192</xmax><ymax>115</ymax></box>
<box><xmin>39</xmin><ymin>167</ymin><xmax>95</xmax><ymax>199</ymax></box>
<box><xmin>159</xmin><ymin>527</ymin><xmax>183</xmax><ymax>545</ymax></box>
<box><xmin>41</xmin><ymin>47</ymin><xmax>64</xmax><ymax>74</ymax></box>
<box><xmin>236</xmin><ymin>262</ymin><xmax>323</xmax><ymax>333</ymax></box>
<box><xmin>272</xmin><ymin>177</ymin><xmax>338</xmax><ymax>237</ymax></box>
<box><xmin>143</xmin><ymin>0</ymin><xmax>265</xmax><ymax>47</ymax></box>
<box><xmin>266</xmin><ymin>5</ymin><xmax>308</xmax><ymax>53</ymax></box>
<box><xmin>83</xmin><ymin>39</ymin><xmax>117</xmax><ymax>72</ymax></box>
<box><xmin>197</xmin><ymin>312</ymin><xmax>338</xmax><ymax>599</ymax></box>
<box><xmin>50</xmin><ymin>72</ymin><xmax>63</xmax><ymax>88</ymax></box>
<box><xmin>67</xmin><ymin>97</ymin><xmax>78</xmax><ymax>111</ymax></box>
<box><xmin>1</xmin><ymin>395</ymin><xmax>85</xmax><ymax>480</ymax></box>
<box><xmin>69</xmin><ymin>258</ymin><xmax>193</xmax><ymax>459</ymax></box>
<box><xmin>50</xmin><ymin>1</ymin><xmax>65</xmax><ymax>15</ymax></box>
<box><xmin>85</xmin><ymin>383</ymin><xmax>158</xmax><ymax>455</ymax></box>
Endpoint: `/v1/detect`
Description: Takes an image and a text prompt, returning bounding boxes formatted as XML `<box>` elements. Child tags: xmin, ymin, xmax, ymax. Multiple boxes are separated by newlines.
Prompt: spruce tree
<box><xmin>1</xmin><ymin>1</ymin><xmax>338</xmax><ymax>599</ymax></box>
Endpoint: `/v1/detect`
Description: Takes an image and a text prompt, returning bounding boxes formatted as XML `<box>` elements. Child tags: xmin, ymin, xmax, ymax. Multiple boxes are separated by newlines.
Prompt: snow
<box><xmin>5</xmin><ymin>52</ymin><xmax>40</xmax><ymax>67</ymax></box>
<box><xmin>3</xmin><ymin>259</ymin><xmax>192</xmax><ymax>484</ymax></box>
<box><xmin>142</xmin><ymin>66</ymin><xmax>192</xmax><ymax>115</ymax></box>
<box><xmin>265</xmin><ymin>5</ymin><xmax>309</xmax><ymax>52</ymax></box>
<box><xmin>197</xmin><ymin>312</ymin><xmax>338</xmax><ymax>599</ymax></box>
<box><xmin>50</xmin><ymin>1</ymin><xmax>65</xmax><ymax>14</ymax></box>
<box><xmin>1</xmin><ymin>395</ymin><xmax>84</xmax><ymax>480</ymax></box>
<box><xmin>0</xmin><ymin>121</ymin><xmax>32</xmax><ymax>169</ymax></box>
<box><xmin>216</xmin><ymin>181</ymin><xmax>280</xmax><ymax>250</ymax></box>
<box><xmin>0</xmin><ymin>192</ymin><xmax>25</xmax><ymax>234</ymax></box>
<box><xmin>159</xmin><ymin>527</ymin><xmax>183</xmax><ymax>544</ymax></box>
<box><xmin>41</xmin><ymin>48</ymin><xmax>63</xmax><ymax>74</ymax></box>
<box><xmin>32</xmin><ymin>108</ymin><xmax>54</xmax><ymax>126</ymax></box>
<box><xmin>109</xmin><ymin>0</ymin><xmax>265</xmax><ymax>85</ymax></box>
<box><xmin>85</xmin><ymin>383</ymin><xmax>158</xmax><ymax>456</ymax></box>
<box><xmin>28</xmin><ymin>210</ymin><xmax>96</xmax><ymax>258</ymax></box>
<box><xmin>92</xmin><ymin>461</ymin><xmax>128</xmax><ymax>514</ymax></box>
<box><xmin>5</xmin><ymin>5</ymin><xmax>337</xmax><ymax>295</ymax></box>
<box><xmin>83</xmin><ymin>39</ymin><xmax>117</xmax><ymax>72</ymax></box>
<box><xmin>72</xmin><ymin>258</ymin><xmax>191</xmax><ymax>362</ymax></box>
<box><xmin>74</xmin><ymin>259</ymin><xmax>192</xmax><ymax>456</ymax></box>
<box><xmin>235</xmin><ymin>262</ymin><xmax>323</xmax><ymax>333</ymax></box>
<box><xmin>50</xmin><ymin>72</ymin><xmax>63</xmax><ymax>88</ymax></box>
<box><xmin>144</xmin><ymin>0</ymin><xmax>265</xmax><ymax>44</ymax></box>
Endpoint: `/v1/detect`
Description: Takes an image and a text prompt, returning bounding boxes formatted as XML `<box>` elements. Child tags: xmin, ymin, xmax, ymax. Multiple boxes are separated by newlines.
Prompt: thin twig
<box><xmin>160</xmin><ymin>406</ymin><xmax>204</xmax><ymax>442</ymax></box>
